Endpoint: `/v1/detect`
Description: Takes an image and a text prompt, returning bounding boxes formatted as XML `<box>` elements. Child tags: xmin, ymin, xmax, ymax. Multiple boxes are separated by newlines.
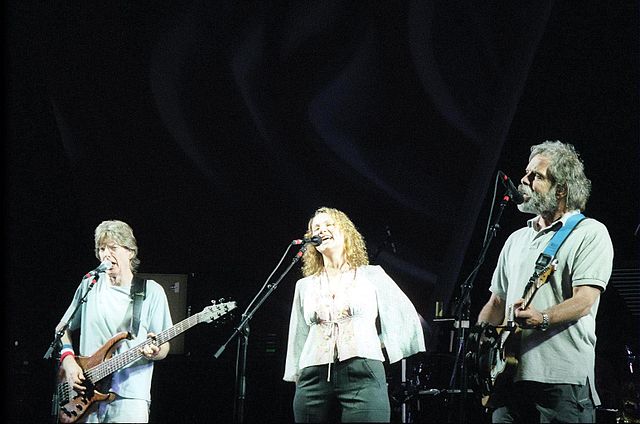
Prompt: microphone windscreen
<box><xmin>100</xmin><ymin>260</ymin><xmax>113</xmax><ymax>271</ymax></box>
<box><xmin>308</xmin><ymin>236</ymin><xmax>322</xmax><ymax>246</ymax></box>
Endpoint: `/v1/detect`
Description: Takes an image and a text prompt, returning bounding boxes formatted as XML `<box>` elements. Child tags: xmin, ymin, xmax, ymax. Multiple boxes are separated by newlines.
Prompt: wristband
<box><xmin>60</xmin><ymin>346</ymin><xmax>75</xmax><ymax>364</ymax></box>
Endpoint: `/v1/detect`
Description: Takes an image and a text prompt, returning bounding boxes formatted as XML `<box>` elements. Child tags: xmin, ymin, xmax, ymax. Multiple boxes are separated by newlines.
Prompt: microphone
<box><xmin>291</xmin><ymin>236</ymin><xmax>322</xmax><ymax>246</ymax></box>
<box><xmin>498</xmin><ymin>171</ymin><xmax>525</xmax><ymax>205</ymax></box>
<box><xmin>85</xmin><ymin>260</ymin><xmax>113</xmax><ymax>278</ymax></box>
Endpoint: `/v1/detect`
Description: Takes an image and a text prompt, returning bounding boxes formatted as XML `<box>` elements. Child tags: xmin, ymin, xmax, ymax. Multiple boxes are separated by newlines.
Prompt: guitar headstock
<box><xmin>536</xmin><ymin>259</ymin><xmax>558</xmax><ymax>288</ymax></box>
<box><xmin>199</xmin><ymin>299</ymin><xmax>237</xmax><ymax>323</ymax></box>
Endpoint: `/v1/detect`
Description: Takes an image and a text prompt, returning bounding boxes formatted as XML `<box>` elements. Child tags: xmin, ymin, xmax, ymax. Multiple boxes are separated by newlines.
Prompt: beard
<box><xmin>517</xmin><ymin>184</ymin><xmax>559</xmax><ymax>216</ymax></box>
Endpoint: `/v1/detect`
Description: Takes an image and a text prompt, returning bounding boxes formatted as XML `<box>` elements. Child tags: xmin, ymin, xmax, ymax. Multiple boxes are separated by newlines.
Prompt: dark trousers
<box><xmin>492</xmin><ymin>380</ymin><xmax>595</xmax><ymax>423</ymax></box>
<box><xmin>293</xmin><ymin>357</ymin><xmax>391</xmax><ymax>423</ymax></box>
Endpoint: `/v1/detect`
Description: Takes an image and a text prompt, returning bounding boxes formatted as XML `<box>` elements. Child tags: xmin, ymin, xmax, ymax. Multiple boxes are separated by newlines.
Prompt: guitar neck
<box><xmin>521</xmin><ymin>262</ymin><xmax>556</xmax><ymax>310</ymax></box>
<box><xmin>521</xmin><ymin>281</ymin><xmax>539</xmax><ymax>310</ymax></box>
<box><xmin>86</xmin><ymin>313</ymin><xmax>203</xmax><ymax>383</ymax></box>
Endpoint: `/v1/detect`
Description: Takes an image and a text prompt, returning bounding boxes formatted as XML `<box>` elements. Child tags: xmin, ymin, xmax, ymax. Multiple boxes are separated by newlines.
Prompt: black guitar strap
<box><xmin>129</xmin><ymin>276</ymin><xmax>147</xmax><ymax>338</ymax></box>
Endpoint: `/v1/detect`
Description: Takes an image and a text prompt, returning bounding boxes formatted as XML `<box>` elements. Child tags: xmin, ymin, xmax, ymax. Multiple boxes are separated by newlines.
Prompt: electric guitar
<box><xmin>56</xmin><ymin>300</ymin><xmax>236</xmax><ymax>423</ymax></box>
<box><xmin>466</xmin><ymin>260</ymin><xmax>557</xmax><ymax>406</ymax></box>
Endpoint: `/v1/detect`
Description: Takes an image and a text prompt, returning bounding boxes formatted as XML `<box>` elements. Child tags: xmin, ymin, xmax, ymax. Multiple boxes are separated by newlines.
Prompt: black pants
<box><xmin>293</xmin><ymin>357</ymin><xmax>390</xmax><ymax>423</ymax></box>
<box><xmin>492</xmin><ymin>380</ymin><xmax>595</xmax><ymax>423</ymax></box>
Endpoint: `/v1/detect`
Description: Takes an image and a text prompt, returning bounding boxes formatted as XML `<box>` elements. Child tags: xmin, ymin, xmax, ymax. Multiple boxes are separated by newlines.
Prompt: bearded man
<box><xmin>476</xmin><ymin>140</ymin><xmax>614</xmax><ymax>423</ymax></box>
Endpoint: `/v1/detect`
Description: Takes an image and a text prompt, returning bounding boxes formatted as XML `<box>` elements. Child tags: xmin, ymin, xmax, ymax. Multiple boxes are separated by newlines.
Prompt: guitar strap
<box><xmin>129</xmin><ymin>276</ymin><xmax>147</xmax><ymax>338</ymax></box>
<box><xmin>533</xmin><ymin>212</ymin><xmax>586</xmax><ymax>275</ymax></box>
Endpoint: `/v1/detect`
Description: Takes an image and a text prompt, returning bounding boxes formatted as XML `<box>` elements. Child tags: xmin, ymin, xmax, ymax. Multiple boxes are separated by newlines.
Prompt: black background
<box><xmin>6</xmin><ymin>1</ymin><xmax>639</xmax><ymax>422</ymax></box>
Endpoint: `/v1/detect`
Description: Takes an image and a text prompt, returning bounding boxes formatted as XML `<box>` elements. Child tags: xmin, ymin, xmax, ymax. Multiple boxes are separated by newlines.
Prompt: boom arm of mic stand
<box><xmin>214</xmin><ymin>244</ymin><xmax>307</xmax><ymax>424</ymax></box>
<box><xmin>44</xmin><ymin>275</ymin><xmax>98</xmax><ymax>360</ymax></box>
<box><xmin>453</xmin><ymin>199</ymin><xmax>507</xmax><ymax>318</ymax></box>
<box><xmin>214</xmin><ymin>245</ymin><xmax>306</xmax><ymax>359</ymax></box>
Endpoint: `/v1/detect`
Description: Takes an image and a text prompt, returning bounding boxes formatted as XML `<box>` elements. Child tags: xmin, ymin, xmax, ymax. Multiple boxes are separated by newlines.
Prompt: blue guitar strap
<box><xmin>534</xmin><ymin>213</ymin><xmax>586</xmax><ymax>273</ymax></box>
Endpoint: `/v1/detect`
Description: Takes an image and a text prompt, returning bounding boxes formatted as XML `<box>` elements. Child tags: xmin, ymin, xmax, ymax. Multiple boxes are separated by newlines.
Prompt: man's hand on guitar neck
<box><xmin>513</xmin><ymin>298</ymin><xmax>545</xmax><ymax>329</ymax></box>
<box><xmin>515</xmin><ymin>285</ymin><xmax>602</xmax><ymax>330</ymax></box>
<box><xmin>139</xmin><ymin>332</ymin><xmax>170</xmax><ymax>361</ymax></box>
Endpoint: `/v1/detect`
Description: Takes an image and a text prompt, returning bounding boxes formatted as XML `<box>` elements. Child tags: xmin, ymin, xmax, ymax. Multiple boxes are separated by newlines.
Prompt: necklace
<box><xmin>323</xmin><ymin>266</ymin><xmax>356</xmax><ymax>299</ymax></box>
<box><xmin>324</xmin><ymin>262</ymin><xmax>350</xmax><ymax>277</ymax></box>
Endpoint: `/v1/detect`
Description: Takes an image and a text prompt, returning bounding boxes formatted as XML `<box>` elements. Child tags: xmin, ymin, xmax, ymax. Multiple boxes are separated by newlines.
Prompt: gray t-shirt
<box><xmin>61</xmin><ymin>274</ymin><xmax>173</xmax><ymax>401</ymax></box>
<box><xmin>490</xmin><ymin>211</ymin><xmax>613</xmax><ymax>405</ymax></box>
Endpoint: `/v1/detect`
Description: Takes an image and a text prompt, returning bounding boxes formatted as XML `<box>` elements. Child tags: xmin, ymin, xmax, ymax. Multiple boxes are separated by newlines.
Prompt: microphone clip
<box><xmin>295</xmin><ymin>243</ymin><xmax>309</xmax><ymax>259</ymax></box>
<box><xmin>291</xmin><ymin>236</ymin><xmax>322</xmax><ymax>247</ymax></box>
<box><xmin>498</xmin><ymin>171</ymin><xmax>524</xmax><ymax>205</ymax></box>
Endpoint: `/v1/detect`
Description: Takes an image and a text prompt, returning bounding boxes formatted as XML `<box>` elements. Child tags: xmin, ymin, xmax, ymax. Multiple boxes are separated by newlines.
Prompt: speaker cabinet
<box><xmin>136</xmin><ymin>273</ymin><xmax>188</xmax><ymax>354</ymax></box>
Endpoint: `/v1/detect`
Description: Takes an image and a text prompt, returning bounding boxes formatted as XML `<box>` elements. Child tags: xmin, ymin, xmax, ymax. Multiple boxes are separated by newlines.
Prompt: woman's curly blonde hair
<box><xmin>301</xmin><ymin>207</ymin><xmax>369</xmax><ymax>277</ymax></box>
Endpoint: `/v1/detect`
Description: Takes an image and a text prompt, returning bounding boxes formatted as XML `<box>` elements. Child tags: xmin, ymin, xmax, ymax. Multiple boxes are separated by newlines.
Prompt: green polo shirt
<box><xmin>490</xmin><ymin>211</ymin><xmax>613</xmax><ymax>405</ymax></box>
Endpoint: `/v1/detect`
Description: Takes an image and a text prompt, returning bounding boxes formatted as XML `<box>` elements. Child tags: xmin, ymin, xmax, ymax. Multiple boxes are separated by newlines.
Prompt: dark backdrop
<box><xmin>6</xmin><ymin>1</ymin><xmax>639</xmax><ymax>423</ymax></box>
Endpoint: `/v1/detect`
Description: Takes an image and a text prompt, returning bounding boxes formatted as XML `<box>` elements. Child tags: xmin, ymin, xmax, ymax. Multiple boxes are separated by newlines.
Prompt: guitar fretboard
<box><xmin>86</xmin><ymin>312</ymin><xmax>206</xmax><ymax>383</ymax></box>
<box><xmin>521</xmin><ymin>263</ymin><xmax>555</xmax><ymax>310</ymax></box>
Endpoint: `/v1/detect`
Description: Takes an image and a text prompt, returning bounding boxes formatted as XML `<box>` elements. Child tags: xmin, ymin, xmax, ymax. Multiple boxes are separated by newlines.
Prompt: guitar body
<box><xmin>467</xmin><ymin>260</ymin><xmax>557</xmax><ymax>408</ymax></box>
<box><xmin>480</xmin><ymin>327</ymin><xmax>521</xmax><ymax>407</ymax></box>
<box><xmin>57</xmin><ymin>332</ymin><xmax>128</xmax><ymax>423</ymax></box>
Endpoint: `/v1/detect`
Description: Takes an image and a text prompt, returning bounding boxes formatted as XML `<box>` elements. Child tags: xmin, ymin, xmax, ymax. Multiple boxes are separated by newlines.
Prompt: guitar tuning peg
<box><xmin>219</xmin><ymin>297</ymin><xmax>226</xmax><ymax>303</ymax></box>
<box><xmin>210</xmin><ymin>299</ymin><xmax>217</xmax><ymax>305</ymax></box>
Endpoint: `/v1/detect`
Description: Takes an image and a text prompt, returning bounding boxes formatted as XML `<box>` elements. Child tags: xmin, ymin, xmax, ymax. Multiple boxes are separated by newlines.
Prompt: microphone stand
<box><xmin>214</xmin><ymin>243</ymin><xmax>309</xmax><ymax>424</ymax></box>
<box><xmin>43</xmin><ymin>273</ymin><xmax>98</xmax><ymax>423</ymax></box>
<box><xmin>447</xmin><ymin>183</ymin><xmax>515</xmax><ymax>424</ymax></box>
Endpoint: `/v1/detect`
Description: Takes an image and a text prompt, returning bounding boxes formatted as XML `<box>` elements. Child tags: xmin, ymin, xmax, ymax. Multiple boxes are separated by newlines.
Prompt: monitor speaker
<box><xmin>136</xmin><ymin>273</ymin><xmax>188</xmax><ymax>354</ymax></box>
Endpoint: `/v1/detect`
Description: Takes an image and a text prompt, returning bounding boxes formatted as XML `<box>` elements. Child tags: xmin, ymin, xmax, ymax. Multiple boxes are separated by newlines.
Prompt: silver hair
<box><xmin>94</xmin><ymin>220</ymin><xmax>141</xmax><ymax>272</ymax></box>
<box><xmin>530</xmin><ymin>140</ymin><xmax>591</xmax><ymax>211</ymax></box>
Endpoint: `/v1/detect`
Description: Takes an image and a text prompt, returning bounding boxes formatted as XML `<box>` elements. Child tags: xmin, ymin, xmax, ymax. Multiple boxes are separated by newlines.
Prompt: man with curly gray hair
<box><xmin>477</xmin><ymin>141</ymin><xmax>613</xmax><ymax>422</ymax></box>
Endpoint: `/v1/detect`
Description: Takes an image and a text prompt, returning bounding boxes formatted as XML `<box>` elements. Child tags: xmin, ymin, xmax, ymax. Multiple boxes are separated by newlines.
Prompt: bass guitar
<box><xmin>56</xmin><ymin>300</ymin><xmax>236</xmax><ymax>423</ymax></box>
<box><xmin>466</xmin><ymin>260</ymin><xmax>557</xmax><ymax>406</ymax></box>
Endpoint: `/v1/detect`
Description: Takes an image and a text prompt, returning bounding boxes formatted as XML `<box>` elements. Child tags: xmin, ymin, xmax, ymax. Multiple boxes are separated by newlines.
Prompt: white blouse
<box><xmin>283</xmin><ymin>265</ymin><xmax>425</xmax><ymax>382</ymax></box>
